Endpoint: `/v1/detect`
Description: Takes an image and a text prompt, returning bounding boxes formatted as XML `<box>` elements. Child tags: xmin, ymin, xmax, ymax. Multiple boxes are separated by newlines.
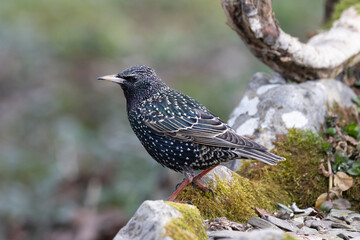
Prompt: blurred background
<box><xmin>0</xmin><ymin>0</ymin><xmax>324</xmax><ymax>239</ymax></box>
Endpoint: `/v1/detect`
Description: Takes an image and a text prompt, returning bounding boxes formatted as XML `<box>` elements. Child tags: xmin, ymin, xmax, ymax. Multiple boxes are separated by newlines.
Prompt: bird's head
<box><xmin>98</xmin><ymin>65</ymin><xmax>167</xmax><ymax>111</ymax></box>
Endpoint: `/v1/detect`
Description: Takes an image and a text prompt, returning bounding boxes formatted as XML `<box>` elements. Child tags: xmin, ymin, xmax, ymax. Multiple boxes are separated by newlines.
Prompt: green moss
<box><xmin>239</xmin><ymin>128</ymin><xmax>328</xmax><ymax>208</ymax></box>
<box><xmin>323</xmin><ymin>0</ymin><xmax>360</xmax><ymax>29</ymax></box>
<box><xmin>282</xmin><ymin>233</ymin><xmax>300</xmax><ymax>240</ymax></box>
<box><xmin>344</xmin><ymin>177</ymin><xmax>360</xmax><ymax>210</ymax></box>
<box><xmin>163</xmin><ymin>202</ymin><xmax>207</xmax><ymax>240</ymax></box>
<box><xmin>176</xmin><ymin>172</ymin><xmax>291</xmax><ymax>223</ymax></box>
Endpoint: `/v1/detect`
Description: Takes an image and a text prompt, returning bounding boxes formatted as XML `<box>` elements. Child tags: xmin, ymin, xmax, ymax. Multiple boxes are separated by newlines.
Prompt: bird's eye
<box><xmin>123</xmin><ymin>75</ymin><xmax>137</xmax><ymax>82</ymax></box>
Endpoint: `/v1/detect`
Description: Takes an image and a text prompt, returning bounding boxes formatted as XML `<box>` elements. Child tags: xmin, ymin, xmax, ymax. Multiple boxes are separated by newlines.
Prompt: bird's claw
<box><xmin>208</xmin><ymin>188</ymin><xmax>215</xmax><ymax>198</ymax></box>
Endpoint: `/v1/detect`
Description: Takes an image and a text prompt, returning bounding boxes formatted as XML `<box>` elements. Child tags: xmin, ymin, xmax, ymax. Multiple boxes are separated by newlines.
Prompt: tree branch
<box><xmin>222</xmin><ymin>0</ymin><xmax>360</xmax><ymax>82</ymax></box>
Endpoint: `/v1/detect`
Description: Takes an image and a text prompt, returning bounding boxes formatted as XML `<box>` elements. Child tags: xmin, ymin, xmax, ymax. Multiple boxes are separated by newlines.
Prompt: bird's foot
<box><xmin>191</xmin><ymin>179</ymin><xmax>215</xmax><ymax>198</ymax></box>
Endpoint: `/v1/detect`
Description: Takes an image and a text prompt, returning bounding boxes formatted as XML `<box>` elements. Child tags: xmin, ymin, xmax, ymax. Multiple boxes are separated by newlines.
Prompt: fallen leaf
<box><xmin>334</xmin><ymin>172</ymin><xmax>353</xmax><ymax>191</ymax></box>
<box><xmin>315</xmin><ymin>193</ymin><xmax>328</xmax><ymax>208</ymax></box>
<box><xmin>328</xmin><ymin>187</ymin><xmax>342</xmax><ymax>199</ymax></box>
<box><xmin>344</xmin><ymin>135</ymin><xmax>358</xmax><ymax>146</ymax></box>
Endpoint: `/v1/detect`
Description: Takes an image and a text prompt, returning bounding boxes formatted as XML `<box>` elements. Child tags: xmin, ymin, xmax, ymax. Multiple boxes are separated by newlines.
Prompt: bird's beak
<box><xmin>97</xmin><ymin>74</ymin><xmax>125</xmax><ymax>84</ymax></box>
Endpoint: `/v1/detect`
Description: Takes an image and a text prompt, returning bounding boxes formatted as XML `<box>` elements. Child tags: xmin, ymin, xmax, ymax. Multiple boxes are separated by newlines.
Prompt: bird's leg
<box><xmin>193</xmin><ymin>163</ymin><xmax>220</xmax><ymax>182</ymax></box>
<box><xmin>191</xmin><ymin>163</ymin><xmax>220</xmax><ymax>197</ymax></box>
<box><xmin>167</xmin><ymin>164</ymin><xmax>220</xmax><ymax>201</ymax></box>
<box><xmin>167</xmin><ymin>173</ymin><xmax>193</xmax><ymax>201</ymax></box>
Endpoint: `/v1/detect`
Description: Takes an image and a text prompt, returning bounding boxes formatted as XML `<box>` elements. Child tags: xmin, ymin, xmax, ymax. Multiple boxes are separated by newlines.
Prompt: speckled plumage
<box><xmin>99</xmin><ymin>65</ymin><xmax>285</xmax><ymax>174</ymax></box>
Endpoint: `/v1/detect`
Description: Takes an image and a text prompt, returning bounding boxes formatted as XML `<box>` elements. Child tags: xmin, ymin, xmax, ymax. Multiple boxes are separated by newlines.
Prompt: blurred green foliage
<box><xmin>0</xmin><ymin>0</ymin><xmax>324</xmax><ymax>238</ymax></box>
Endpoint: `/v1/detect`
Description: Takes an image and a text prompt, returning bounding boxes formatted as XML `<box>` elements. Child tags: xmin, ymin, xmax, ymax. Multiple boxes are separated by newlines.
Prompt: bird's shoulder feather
<box><xmin>140</xmin><ymin>89</ymin><xmax>266</xmax><ymax>150</ymax></box>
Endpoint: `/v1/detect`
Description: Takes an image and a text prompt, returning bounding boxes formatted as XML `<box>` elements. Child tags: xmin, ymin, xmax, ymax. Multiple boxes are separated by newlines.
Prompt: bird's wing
<box><xmin>143</xmin><ymin>95</ymin><xmax>266</xmax><ymax>150</ymax></box>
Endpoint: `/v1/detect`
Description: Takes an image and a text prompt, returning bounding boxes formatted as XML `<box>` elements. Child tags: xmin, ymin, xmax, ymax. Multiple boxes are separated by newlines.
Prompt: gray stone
<box><xmin>304</xmin><ymin>236</ymin><xmax>324</xmax><ymax>240</ymax></box>
<box><xmin>345</xmin><ymin>213</ymin><xmax>360</xmax><ymax>224</ymax></box>
<box><xmin>291</xmin><ymin>202</ymin><xmax>305</xmax><ymax>214</ymax></box>
<box><xmin>350</xmin><ymin>221</ymin><xmax>360</xmax><ymax>231</ymax></box>
<box><xmin>304</xmin><ymin>218</ymin><xmax>317</xmax><ymax>228</ymax></box>
<box><xmin>262</xmin><ymin>215</ymin><xmax>299</xmax><ymax>232</ymax></box>
<box><xmin>316</xmin><ymin>234</ymin><xmax>343</xmax><ymax>240</ymax></box>
<box><xmin>296</xmin><ymin>226</ymin><xmax>319</xmax><ymax>235</ymax></box>
<box><xmin>291</xmin><ymin>217</ymin><xmax>305</xmax><ymax>229</ymax></box>
<box><xmin>205</xmin><ymin>217</ymin><xmax>246</xmax><ymax>231</ymax></box>
<box><xmin>327</xmin><ymin>229</ymin><xmax>360</xmax><ymax>239</ymax></box>
<box><xmin>331</xmin><ymin>222</ymin><xmax>353</xmax><ymax>230</ymax></box>
<box><xmin>310</xmin><ymin>220</ymin><xmax>333</xmax><ymax>230</ymax></box>
<box><xmin>277</xmin><ymin>203</ymin><xmax>294</xmax><ymax>219</ymax></box>
<box><xmin>113</xmin><ymin>200</ymin><xmax>194</xmax><ymax>240</ymax></box>
<box><xmin>247</xmin><ymin>217</ymin><xmax>281</xmax><ymax>230</ymax></box>
<box><xmin>207</xmin><ymin>229</ymin><xmax>287</xmax><ymax>240</ymax></box>
<box><xmin>324</xmin><ymin>216</ymin><xmax>346</xmax><ymax>224</ymax></box>
<box><xmin>328</xmin><ymin>209</ymin><xmax>354</xmax><ymax>221</ymax></box>
<box><xmin>226</xmin><ymin>73</ymin><xmax>356</xmax><ymax>171</ymax></box>
<box><xmin>199</xmin><ymin>165</ymin><xmax>234</xmax><ymax>187</ymax></box>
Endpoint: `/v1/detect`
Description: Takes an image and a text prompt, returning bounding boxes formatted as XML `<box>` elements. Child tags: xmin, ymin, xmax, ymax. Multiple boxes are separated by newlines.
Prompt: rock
<box><xmin>247</xmin><ymin>217</ymin><xmax>280</xmax><ymax>230</ymax></box>
<box><xmin>291</xmin><ymin>217</ymin><xmax>305</xmax><ymax>228</ymax></box>
<box><xmin>291</xmin><ymin>203</ymin><xmax>305</xmax><ymax>214</ymax></box>
<box><xmin>345</xmin><ymin>213</ymin><xmax>360</xmax><ymax>224</ymax></box>
<box><xmin>327</xmin><ymin>229</ymin><xmax>360</xmax><ymax>239</ymax></box>
<box><xmin>331</xmin><ymin>222</ymin><xmax>353</xmax><ymax>230</ymax></box>
<box><xmin>205</xmin><ymin>217</ymin><xmax>247</xmax><ymax>231</ymax></box>
<box><xmin>262</xmin><ymin>215</ymin><xmax>299</xmax><ymax>232</ymax></box>
<box><xmin>315</xmin><ymin>234</ymin><xmax>344</xmax><ymax>240</ymax></box>
<box><xmin>226</xmin><ymin>73</ymin><xmax>356</xmax><ymax>171</ymax></box>
<box><xmin>113</xmin><ymin>200</ymin><xmax>205</xmax><ymax>240</ymax></box>
<box><xmin>328</xmin><ymin>209</ymin><xmax>354</xmax><ymax>221</ymax></box>
<box><xmin>310</xmin><ymin>220</ymin><xmax>333</xmax><ymax>230</ymax></box>
<box><xmin>351</xmin><ymin>221</ymin><xmax>360</xmax><ymax>231</ymax></box>
<box><xmin>207</xmin><ymin>229</ymin><xmax>289</xmax><ymax>240</ymax></box>
<box><xmin>304</xmin><ymin>218</ymin><xmax>317</xmax><ymax>228</ymax></box>
<box><xmin>277</xmin><ymin>203</ymin><xmax>294</xmax><ymax>219</ymax></box>
<box><xmin>296</xmin><ymin>226</ymin><xmax>319</xmax><ymax>235</ymax></box>
<box><xmin>199</xmin><ymin>165</ymin><xmax>234</xmax><ymax>187</ymax></box>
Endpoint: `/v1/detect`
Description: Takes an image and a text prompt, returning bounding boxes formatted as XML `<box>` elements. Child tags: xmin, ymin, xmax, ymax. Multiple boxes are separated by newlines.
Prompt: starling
<box><xmin>98</xmin><ymin>65</ymin><xmax>285</xmax><ymax>201</ymax></box>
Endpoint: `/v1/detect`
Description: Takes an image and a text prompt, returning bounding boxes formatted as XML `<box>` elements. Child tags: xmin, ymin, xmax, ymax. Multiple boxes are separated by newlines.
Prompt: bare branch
<box><xmin>222</xmin><ymin>0</ymin><xmax>360</xmax><ymax>82</ymax></box>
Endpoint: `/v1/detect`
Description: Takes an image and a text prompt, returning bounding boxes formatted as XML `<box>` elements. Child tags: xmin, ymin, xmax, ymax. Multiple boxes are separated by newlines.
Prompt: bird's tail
<box><xmin>236</xmin><ymin>149</ymin><xmax>286</xmax><ymax>165</ymax></box>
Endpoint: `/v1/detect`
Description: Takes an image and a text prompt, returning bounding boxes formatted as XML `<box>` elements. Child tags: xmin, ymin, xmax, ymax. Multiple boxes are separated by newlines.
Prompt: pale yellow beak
<box><xmin>97</xmin><ymin>74</ymin><xmax>125</xmax><ymax>84</ymax></box>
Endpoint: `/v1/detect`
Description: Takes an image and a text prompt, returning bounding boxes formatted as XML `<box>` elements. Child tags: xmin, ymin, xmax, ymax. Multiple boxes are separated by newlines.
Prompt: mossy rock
<box><xmin>176</xmin><ymin>171</ymin><xmax>291</xmax><ymax>223</ymax></box>
<box><xmin>176</xmin><ymin>128</ymin><xmax>360</xmax><ymax>223</ymax></box>
<box><xmin>239</xmin><ymin>128</ymin><xmax>329</xmax><ymax>208</ymax></box>
<box><xmin>163</xmin><ymin>202</ymin><xmax>207</xmax><ymax>240</ymax></box>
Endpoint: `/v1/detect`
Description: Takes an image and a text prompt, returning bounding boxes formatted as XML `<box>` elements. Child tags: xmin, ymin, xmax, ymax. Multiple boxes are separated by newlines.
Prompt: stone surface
<box><xmin>207</xmin><ymin>229</ymin><xmax>287</xmax><ymax>240</ymax></box>
<box><xmin>310</xmin><ymin>220</ymin><xmax>333</xmax><ymax>230</ymax></box>
<box><xmin>296</xmin><ymin>226</ymin><xmax>319</xmax><ymax>235</ymax></box>
<box><xmin>226</xmin><ymin>73</ymin><xmax>356</xmax><ymax>171</ymax></box>
<box><xmin>327</xmin><ymin>229</ymin><xmax>360</xmax><ymax>239</ymax></box>
<box><xmin>247</xmin><ymin>217</ymin><xmax>280</xmax><ymax>230</ymax></box>
<box><xmin>328</xmin><ymin>209</ymin><xmax>354</xmax><ymax>220</ymax></box>
<box><xmin>345</xmin><ymin>213</ymin><xmax>360</xmax><ymax>224</ymax></box>
<box><xmin>205</xmin><ymin>217</ymin><xmax>247</xmax><ymax>231</ymax></box>
<box><xmin>262</xmin><ymin>215</ymin><xmax>299</xmax><ymax>232</ymax></box>
<box><xmin>199</xmin><ymin>165</ymin><xmax>234</xmax><ymax>187</ymax></box>
<box><xmin>113</xmin><ymin>198</ymin><xmax>360</xmax><ymax>239</ymax></box>
<box><xmin>113</xmin><ymin>200</ymin><xmax>191</xmax><ymax>240</ymax></box>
